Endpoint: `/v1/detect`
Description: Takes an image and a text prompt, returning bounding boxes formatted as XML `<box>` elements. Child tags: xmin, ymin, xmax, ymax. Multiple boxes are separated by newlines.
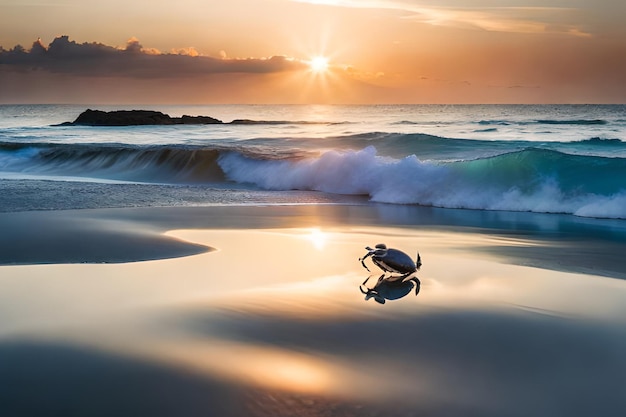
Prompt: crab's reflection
<box><xmin>359</xmin><ymin>274</ymin><xmax>421</xmax><ymax>304</ymax></box>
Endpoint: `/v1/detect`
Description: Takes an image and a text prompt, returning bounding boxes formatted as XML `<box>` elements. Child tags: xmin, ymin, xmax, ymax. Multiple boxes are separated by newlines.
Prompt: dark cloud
<box><xmin>0</xmin><ymin>36</ymin><xmax>307</xmax><ymax>78</ymax></box>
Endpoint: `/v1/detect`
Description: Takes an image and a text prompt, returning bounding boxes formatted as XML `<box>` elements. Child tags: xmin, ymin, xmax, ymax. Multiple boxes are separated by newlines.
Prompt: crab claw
<box><xmin>412</xmin><ymin>277</ymin><xmax>421</xmax><ymax>295</ymax></box>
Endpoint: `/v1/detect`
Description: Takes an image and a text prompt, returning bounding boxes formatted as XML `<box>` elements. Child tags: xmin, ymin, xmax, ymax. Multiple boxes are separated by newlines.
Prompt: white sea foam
<box><xmin>574</xmin><ymin>192</ymin><xmax>626</xmax><ymax>219</ymax></box>
<box><xmin>218</xmin><ymin>146</ymin><xmax>626</xmax><ymax>219</ymax></box>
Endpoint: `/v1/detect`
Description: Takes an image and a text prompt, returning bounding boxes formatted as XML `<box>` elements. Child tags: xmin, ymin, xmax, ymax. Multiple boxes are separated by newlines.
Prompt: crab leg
<box><xmin>359</xmin><ymin>250</ymin><xmax>373</xmax><ymax>272</ymax></box>
<box><xmin>359</xmin><ymin>275</ymin><xmax>371</xmax><ymax>294</ymax></box>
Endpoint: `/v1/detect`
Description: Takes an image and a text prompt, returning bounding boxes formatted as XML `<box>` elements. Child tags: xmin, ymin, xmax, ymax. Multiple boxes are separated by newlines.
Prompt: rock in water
<box><xmin>62</xmin><ymin>109</ymin><xmax>223</xmax><ymax>126</ymax></box>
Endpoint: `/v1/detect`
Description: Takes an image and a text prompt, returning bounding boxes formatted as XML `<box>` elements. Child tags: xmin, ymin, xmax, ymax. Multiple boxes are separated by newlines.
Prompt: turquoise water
<box><xmin>1</xmin><ymin>104</ymin><xmax>626</xmax><ymax>217</ymax></box>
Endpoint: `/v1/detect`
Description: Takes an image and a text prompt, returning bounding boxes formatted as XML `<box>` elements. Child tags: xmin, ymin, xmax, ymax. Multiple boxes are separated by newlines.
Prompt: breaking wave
<box><xmin>2</xmin><ymin>141</ymin><xmax>626</xmax><ymax>219</ymax></box>
<box><xmin>0</xmin><ymin>142</ymin><xmax>230</xmax><ymax>184</ymax></box>
<box><xmin>218</xmin><ymin>146</ymin><xmax>626</xmax><ymax>219</ymax></box>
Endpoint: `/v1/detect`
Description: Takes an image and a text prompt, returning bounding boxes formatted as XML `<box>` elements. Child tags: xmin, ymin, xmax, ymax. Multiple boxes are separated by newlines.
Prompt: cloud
<box><xmin>0</xmin><ymin>36</ymin><xmax>308</xmax><ymax>78</ymax></box>
<box><xmin>403</xmin><ymin>6</ymin><xmax>593</xmax><ymax>37</ymax></box>
<box><xmin>290</xmin><ymin>0</ymin><xmax>592</xmax><ymax>36</ymax></box>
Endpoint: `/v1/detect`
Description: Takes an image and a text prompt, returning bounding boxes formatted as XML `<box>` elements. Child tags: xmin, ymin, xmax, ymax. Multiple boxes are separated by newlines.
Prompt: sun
<box><xmin>309</xmin><ymin>56</ymin><xmax>329</xmax><ymax>72</ymax></box>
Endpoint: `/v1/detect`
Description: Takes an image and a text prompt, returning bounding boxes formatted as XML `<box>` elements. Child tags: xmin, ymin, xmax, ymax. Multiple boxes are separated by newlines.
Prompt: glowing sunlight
<box><xmin>306</xmin><ymin>228</ymin><xmax>328</xmax><ymax>250</ymax></box>
<box><xmin>309</xmin><ymin>56</ymin><xmax>329</xmax><ymax>72</ymax></box>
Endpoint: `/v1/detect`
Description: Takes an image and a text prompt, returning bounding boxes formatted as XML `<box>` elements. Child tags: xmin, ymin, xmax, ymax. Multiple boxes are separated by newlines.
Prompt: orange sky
<box><xmin>1</xmin><ymin>0</ymin><xmax>625</xmax><ymax>104</ymax></box>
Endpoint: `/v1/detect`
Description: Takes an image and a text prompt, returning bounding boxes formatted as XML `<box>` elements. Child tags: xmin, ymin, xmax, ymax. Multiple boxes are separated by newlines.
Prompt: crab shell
<box><xmin>371</xmin><ymin>247</ymin><xmax>417</xmax><ymax>276</ymax></box>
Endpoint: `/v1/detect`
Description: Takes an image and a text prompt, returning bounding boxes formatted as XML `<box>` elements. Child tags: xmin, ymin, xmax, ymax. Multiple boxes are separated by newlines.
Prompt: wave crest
<box><xmin>218</xmin><ymin>146</ymin><xmax>626</xmax><ymax>218</ymax></box>
<box><xmin>0</xmin><ymin>143</ymin><xmax>226</xmax><ymax>183</ymax></box>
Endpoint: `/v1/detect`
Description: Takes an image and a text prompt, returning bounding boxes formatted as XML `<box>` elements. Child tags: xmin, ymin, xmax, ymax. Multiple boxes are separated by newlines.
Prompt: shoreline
<box><xmin>1</xmin><ymin>203</ymin><xmax>626</xmax><ymax>278</ymax></box>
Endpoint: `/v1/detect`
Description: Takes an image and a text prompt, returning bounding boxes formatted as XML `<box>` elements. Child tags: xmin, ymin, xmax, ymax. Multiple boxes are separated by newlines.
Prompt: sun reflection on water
<box><xmin>305</xmin><ymin>227</ymin><xmax>327</xmax><ymax>250</ymax></box>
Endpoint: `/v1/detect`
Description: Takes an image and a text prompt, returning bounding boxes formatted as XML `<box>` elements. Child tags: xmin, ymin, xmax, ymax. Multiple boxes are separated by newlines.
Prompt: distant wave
<box><xmin>2</xmin><ymin>141</ymin><xmax>626</xmax><ymax>218</ymax></box>
<box><xmin>390</xmin><ymin>120</ymin><xmax>454</xmax><ymax>126</ymax></box>
<box><xmin>329</xmin><ymin>132</ymin><xmax>626</xmax><ymax>160</ymax></box>
<box><xmin>324</xmin><ymin>132</ymin><xmax>504</xmax><ymax>161</ymax></box>
<box><xmin>228</xmin><ymin>119</ymin><xmax>331</xmax><ymax>125</ymax></box>
<box><xmin>391</xmin><ymin>120</ymin><xmax>419</xmax><ymax>125</ymax></box>
<box><xmin>478</xmin><ymin>120</ymin><xmax>511</xmax><ymax>126</ymax></box>
<box><xmin>536</xmin><ymin>119</ymin><xmax>607</xmax><ymax>125</ymax></box>
<box><xmin>331</xmin><ymin>131</ymin><xmax>478</xmax><ymax>150</ymax></box>
<box><xmin>478</xmin><ymin>119</ymin><xmax>608</xmax><ymax>126</ymax></box>
<box><xmin>576</xmin><ymin>137</ymin><xmax>623</xmax><ymax>145</ymax></box>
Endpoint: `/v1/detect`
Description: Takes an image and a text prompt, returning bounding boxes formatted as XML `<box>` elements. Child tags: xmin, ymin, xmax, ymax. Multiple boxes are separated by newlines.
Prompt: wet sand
<box><xmin>1</xmin><ymin>205</ymin><xmax>626</xmax><ymax>416</ymax></box>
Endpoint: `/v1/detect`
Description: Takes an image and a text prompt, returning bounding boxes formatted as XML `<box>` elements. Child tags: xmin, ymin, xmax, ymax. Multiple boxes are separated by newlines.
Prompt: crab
<box><xmin>358</xmin><ymin>243</ymin><xmax>422</xmax><ymax>301</ymax></box>
<box><xmin>359</xmin><ymin>243</ymin><xmax>421</xmax><ymax>278</ymax></box>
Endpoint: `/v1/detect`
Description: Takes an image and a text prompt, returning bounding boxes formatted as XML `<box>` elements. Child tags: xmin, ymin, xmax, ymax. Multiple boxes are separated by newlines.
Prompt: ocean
<box><xmin>1</xmin><ymin>104</ymin><xmax>626</xmax><ymax>218</ymax></box>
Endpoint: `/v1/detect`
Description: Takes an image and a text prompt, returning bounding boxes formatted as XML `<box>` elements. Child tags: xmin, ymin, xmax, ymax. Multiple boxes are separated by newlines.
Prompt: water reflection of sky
<box><xmin>2</xmin><ymin>226</ymin><xmax>626</xmax><ymax>415</ymax></box>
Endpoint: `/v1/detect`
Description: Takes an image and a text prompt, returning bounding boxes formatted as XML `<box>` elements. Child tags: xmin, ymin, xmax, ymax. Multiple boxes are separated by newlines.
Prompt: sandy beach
<box><xmin>1</xmin><ymin>204</ymin><xmax>626</xmax><ymax>416</ymax></box>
